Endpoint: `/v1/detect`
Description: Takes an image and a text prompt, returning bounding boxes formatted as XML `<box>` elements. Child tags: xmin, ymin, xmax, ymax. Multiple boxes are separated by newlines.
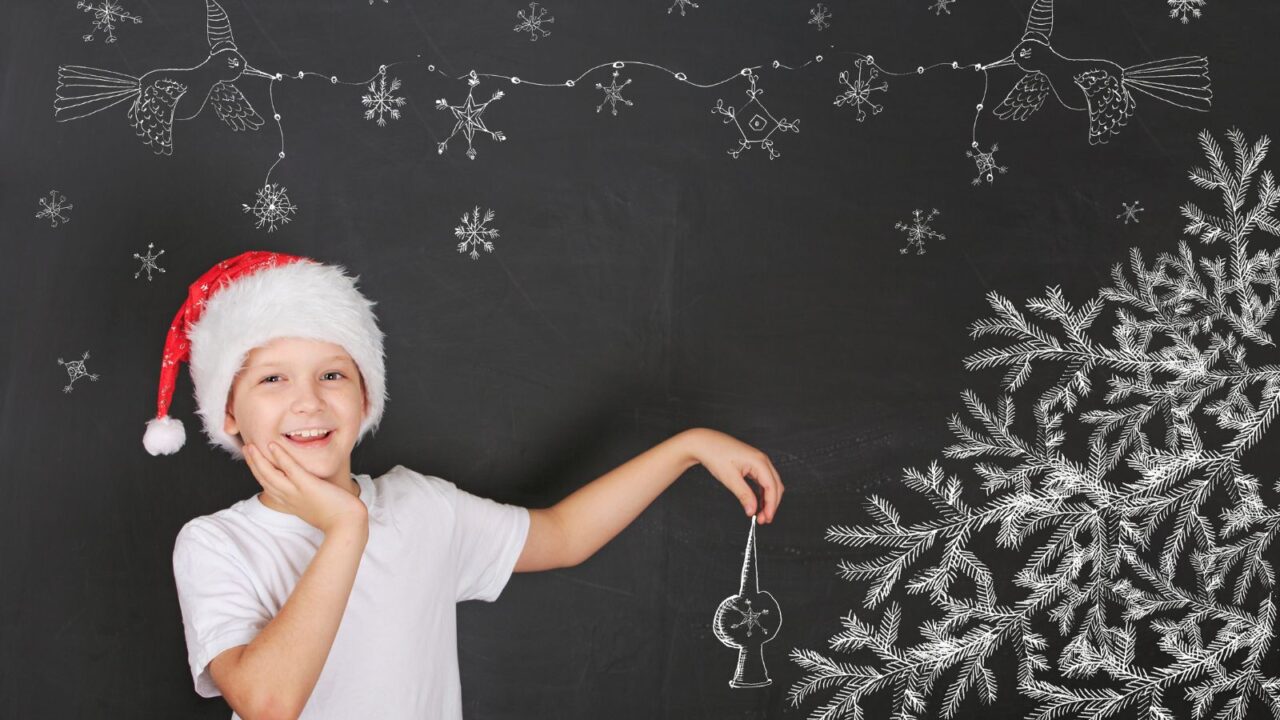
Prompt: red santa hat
<box><xmin>143</xmin><ymin>250</ymin><xmax>388</xmax><ymax>459</ymax></box>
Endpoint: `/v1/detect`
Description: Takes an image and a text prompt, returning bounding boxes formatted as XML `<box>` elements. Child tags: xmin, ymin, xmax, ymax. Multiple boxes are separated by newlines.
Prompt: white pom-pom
<box><xmin>144</xmin><ymin>415</ymin><xmax>187</xmax><ymax>456</ymax></box>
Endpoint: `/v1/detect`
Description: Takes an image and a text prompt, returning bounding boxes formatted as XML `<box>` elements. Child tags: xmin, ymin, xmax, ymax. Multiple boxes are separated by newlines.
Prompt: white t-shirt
<box><xmin>172</xmin><ymin>464</ymin><xmax>531</xmax><ymax>719</ymax></box>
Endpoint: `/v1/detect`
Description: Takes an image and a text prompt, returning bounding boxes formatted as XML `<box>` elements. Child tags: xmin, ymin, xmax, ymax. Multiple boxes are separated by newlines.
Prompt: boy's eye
<box><xmin>259</xmin><ymin>371</ymin><xmax>345</xmax><ymax>384</ymax></box>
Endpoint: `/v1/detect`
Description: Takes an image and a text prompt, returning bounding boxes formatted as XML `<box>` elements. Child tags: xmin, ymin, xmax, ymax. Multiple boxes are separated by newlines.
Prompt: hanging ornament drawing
<box><xmin>713</xmin><ymin>515</ymin><xmax>782</xmax><ymax>688</ymax></box>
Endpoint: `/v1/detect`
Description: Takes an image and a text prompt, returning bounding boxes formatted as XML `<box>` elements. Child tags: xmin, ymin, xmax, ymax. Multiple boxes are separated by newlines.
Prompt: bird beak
<box><xmin>983</xmin><ymin>54</ymin><xmax>1016</xmax><ymax>70</ymax></box>
<box><xmin>242</xmin><ymin>63</ymin><xmax>275</xmax><ymax>80</ymax></box>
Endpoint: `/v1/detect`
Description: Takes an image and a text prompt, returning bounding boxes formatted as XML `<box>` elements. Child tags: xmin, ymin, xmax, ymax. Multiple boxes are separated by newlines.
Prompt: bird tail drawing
<box><xmin>1123</xmin><ymin>56</ymin><xmax>1212</xmax><ymax>111</ymax></box>
<box><xmin>54</xmin><ymin>65</ymin><xmax>140</xmax><ymax>121</ymax></box>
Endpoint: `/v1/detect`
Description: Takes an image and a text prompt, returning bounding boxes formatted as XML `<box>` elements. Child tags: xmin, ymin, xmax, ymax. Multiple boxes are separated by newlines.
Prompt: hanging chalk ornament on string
<box><xmin>713</xmin><ymin>515</ymin><xmax>782</xmax><ymax>688</ymax></box>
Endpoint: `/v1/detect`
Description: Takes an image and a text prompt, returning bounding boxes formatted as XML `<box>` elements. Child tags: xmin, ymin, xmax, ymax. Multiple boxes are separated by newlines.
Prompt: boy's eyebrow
<box><xmin>248</xmin><ymin>355</ymin><xmax>354</xmax><ymax>369</ymax></box>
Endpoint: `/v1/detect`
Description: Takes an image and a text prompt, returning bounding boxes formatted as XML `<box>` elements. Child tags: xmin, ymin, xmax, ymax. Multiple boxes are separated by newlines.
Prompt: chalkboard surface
<box><xmin>4</xmin><ymin>0</ymin><xmax>1280</xmax><ymax>718</ymax></box>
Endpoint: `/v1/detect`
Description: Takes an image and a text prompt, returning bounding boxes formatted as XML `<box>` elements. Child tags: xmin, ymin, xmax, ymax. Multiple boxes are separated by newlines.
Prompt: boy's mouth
<box><xmin>282</xmin><ymin>429</ymin><xmax>334</xmax><ymax>448</ymax></box>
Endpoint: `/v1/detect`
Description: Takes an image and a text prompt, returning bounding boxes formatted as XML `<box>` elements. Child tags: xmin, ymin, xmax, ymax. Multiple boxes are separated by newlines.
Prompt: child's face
<box><xmin>223</xmin><ymin>337</ymin><xmax>368</xmax><ymax>484</ymax></box>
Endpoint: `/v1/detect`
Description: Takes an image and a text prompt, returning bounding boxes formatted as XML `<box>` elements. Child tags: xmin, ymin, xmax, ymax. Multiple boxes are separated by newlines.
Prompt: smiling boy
<box><xmin>146</xmin><ymin>251</ymin><xmax>784</xmax><ymax>720</ymax></box>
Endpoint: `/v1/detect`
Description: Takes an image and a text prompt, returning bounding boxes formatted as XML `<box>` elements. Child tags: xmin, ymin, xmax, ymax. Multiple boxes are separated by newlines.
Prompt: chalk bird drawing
<box><xmin>984</xmin><ymin>0</ymin><xmax>1211</xmax><ymax>145</ymax></box>
<box><xmin>54</xmin><ymin>0</ymin><xmax>275</xmax><ymax>155</ymax></box>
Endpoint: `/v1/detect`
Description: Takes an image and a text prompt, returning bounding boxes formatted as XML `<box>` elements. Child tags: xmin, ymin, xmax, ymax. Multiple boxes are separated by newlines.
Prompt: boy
<box><xmin>144</xmin><ymin>251</ymin><xmax>785</xmax><ymax>720</ymax></box>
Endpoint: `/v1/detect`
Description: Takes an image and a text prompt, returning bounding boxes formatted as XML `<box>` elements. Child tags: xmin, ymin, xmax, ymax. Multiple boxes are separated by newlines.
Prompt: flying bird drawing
<box><xmin>54</xmin><ymin>0</ymin><xmax>275</xmax><ymax>155</ymax></box>
<box><xmin>985</xmin><ymin>0</ymin><xmax>1212</xmax><ymax>145</ymax></box>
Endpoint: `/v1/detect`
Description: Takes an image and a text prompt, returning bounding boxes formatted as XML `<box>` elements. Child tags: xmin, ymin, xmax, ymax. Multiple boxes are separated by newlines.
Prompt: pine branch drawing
<box><xmin>790</xmin><ymin>129</ymin><xmax>1280</xmax><ymax>720</ymax></box>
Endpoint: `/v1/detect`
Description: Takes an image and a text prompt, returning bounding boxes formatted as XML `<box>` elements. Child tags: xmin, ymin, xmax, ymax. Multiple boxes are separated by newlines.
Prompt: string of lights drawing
<box><xmin>52</xmin><ymin>0</ymin><xmax>1212</xmax><ymax>229</ymax></box>
<box><xmin>714</xmin><ymin>515</ymin><xmax>782</xmax><ymax>688</ymax></box>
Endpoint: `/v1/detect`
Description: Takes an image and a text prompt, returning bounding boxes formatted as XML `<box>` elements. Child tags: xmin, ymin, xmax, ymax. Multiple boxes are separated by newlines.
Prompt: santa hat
<box><xmin>143</xmin><ymin>251</ymin><xmax>388</xmax><ymax>460</ymax></box>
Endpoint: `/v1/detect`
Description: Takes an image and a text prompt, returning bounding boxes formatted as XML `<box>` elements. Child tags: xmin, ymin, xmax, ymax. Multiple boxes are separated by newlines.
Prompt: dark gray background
<box><xmin>2</xmin><ymin>0</ymin><xmax>1276</xmax><ymax>717</ymax></box>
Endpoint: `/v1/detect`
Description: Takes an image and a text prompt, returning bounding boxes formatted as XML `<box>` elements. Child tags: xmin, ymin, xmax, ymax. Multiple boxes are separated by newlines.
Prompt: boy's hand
<box><xmin>244</xmin><ymin>441</ymin><xmax>368</xmax><ymax>534</ymax></box>
<box><xmin>681</xmin><ymin>428</ymin><xmax>785</xmax><ymax>524</ymax></box>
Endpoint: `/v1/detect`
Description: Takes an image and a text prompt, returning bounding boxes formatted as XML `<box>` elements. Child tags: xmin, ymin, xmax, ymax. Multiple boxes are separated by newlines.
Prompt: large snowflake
<box><xmin>595</xmin><ymin>69</ymin><xmax>633</xmax><ymax>116</ymax></box>
<box><xmin>76</xmin><ymin>0</ymin><xmax>141</xmax><ymax>44</ymax></box>
<box><xmin>435</xmin><ymin>71</ymin><xmax>507</xmax><ymax>160</ymax></box>
<box><xmin>361</xmin><ymin>69</ymin><xmax>406</xmax><ymax>127</ymax></box>
<box><xmin>790</xmin><ymin>129</ymin><xmax>1280</xmax><ymax>720</ymax></box>
<box><xmin>242</xmin><ymin>183</ymin><xmax>297</xmax><ymax>232</ymax></box>
<box><xmin>455</xmin><ymin>206</ymin><xmax>500</xmax><ymax>260</ymax></box>
<box><xmin>513</xmin><ymin>2</ymin><xmax>554</xmax><ymax>41</ymax></box>
<box><xmin>711</xmin><ymin>69</ymin><xmax>800</xmax><ymax>160</ymax></box>
<box><xmin>1168</xmin><ymin>0</ymin><xmax>1206</xmax><ymax>23</ymax></box>
<box><xmin>834</xmin><ymin>58</ymin><xmax>887</xmax><ymax>122</ymax></box>
<box><xmin>58</xmin><ymin>351</ymin><xmax>100</xmax><ymax>393</ymax></box>
<box><xmin>727</xmin><ymin>598</ymin><xmax>772</xmax><ymax>638</ymax></box>
<box><xmin>36</xmin><ymin>190</ymin><xmax>73</xmax><ymax>227</ymax></box>
<box><xmin>895</xmin><ymin>208</ymin><xmax>946</xmax><ymax>255</ymax></box>
<box><xmin>931</xmin><ymin>0</ymin><xmax>957</xmax><ymax>14</ymax></box>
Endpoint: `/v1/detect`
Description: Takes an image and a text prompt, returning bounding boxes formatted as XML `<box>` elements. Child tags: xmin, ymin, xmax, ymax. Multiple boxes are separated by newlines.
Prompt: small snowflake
<box><xmin>1117</xmin><ymin>201</ymin><xmax>1145</xmax><ymax>224</ymax></box>
<box><xmin>58</xmin><ymin>351</ymin><xmax>100</xmax><ymax>393</ymax></box>
<box><xmin>77</xmin><ymin>0</ymin><xmax>141</xmax><ymax>44</ymax></box>
<box><xmin>668</xmin><ymin>0</ymin><xmax>699</xmax><ymax>16</ymax></box>
<box><xmin>967</xmin><ymin>142</ymin><xmax>1008</xmax><ymax>185</ymax></box>
<box><xmin>595</xmin><ymin>69</ymin><xmax>634</xmax><ymax>116</ymax></box>
<box><xmin>36</xmin><ymin>190</ymin><xmax>73</xmax><ymax>227</ymax></box>
<box><xmin>455</xmin><ymin>206</ymin><xmax>500</xmax><ymax>260</ymax></box>
<box><xmin>133</xmin><ymin>242</ymin><xmax>166</xmax><ymax>281</ymax></box>
<box><xmin>436</xmin><ymin>71</ymin><xmax>507</xmax><ymax>160</ymax></box>
<box><xmin>896</xmin><ymin>208</ymin><xmax>946</xmax><ymax>255</ymax></box>
<box><xmin>809</xmin><ymin>3</ymin><xmax>831</xmax><ymax>30</ymax></box>
<box><xmin>243</xmin><ymin>182</ymin><xmax>297</xmax><ymax>232</ymax></box>
<box><xmin>362</xmin><ymin>69</ymin><xmax>406</xmax><ymax>127</ymax></box>
<box><xmin>728</xmin><ymin>598</ymin><xmax>771</xmax><ymax>638</ymax></box>
<box><xmin>834</xmin><ymin>58</ymin><xmax>888</xmax><ymax>122</ymax></box>
<box><xmin>930</xmin><ymin>0</ymin><xmax>957</xmax><ymax>15</ymax></box>
<box><xmin>1168</xmin><ymin>0</ymin><xmax>1206</xmax><ymax>23</ymax></box>
<box><xmin>514</xmin><ymin>2</ymin><xmax>554</xmax><ymax>41</ymax></box>
<box><xmin>712</xmin><ymin>69</ymin><xmax>800</xmax><ymax>160</ymax></box>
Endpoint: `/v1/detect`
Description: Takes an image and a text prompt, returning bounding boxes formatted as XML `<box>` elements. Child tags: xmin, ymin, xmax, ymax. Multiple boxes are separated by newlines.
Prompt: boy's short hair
<box><xmin>142</xmin><ymin>252</ymin><xmax>388</xmax><ymax>460</ymax></box>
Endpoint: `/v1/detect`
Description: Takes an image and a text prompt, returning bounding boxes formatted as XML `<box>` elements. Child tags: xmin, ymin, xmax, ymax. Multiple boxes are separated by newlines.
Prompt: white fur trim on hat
<box><xmin>187</xmin><ymin>261</ymin><xmax>388</xmax><ymax>460</ymax></box>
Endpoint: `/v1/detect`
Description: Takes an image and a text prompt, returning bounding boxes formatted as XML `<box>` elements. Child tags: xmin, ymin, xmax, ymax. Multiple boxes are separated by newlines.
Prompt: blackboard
<box><xmin>4</xmin><ymin>0</ymin><xmax>1280</xmax><ymax>717</ymax></box>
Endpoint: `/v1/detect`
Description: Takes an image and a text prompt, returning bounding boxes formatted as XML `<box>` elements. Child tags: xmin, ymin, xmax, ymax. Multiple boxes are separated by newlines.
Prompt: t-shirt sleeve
<box><xmin>172</xmin><ymin>522</ymin><xmax>272</xmax><ymax>698</ymax></box>
<box><xmin>443</xmin><ymin>480</ymin><xmax>531</xmax><ymax>603</ymax></box>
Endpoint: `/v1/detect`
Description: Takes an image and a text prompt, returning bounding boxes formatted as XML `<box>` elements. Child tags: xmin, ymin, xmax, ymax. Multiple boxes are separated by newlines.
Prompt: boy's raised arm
<box><xmin>515</xmin><ymin>428</ymin><xmax>784</xmax><ymax>572</ymax></box>
<box><xmin>212</xmin><ymin>518</ymin><xmax>368</xmax><ymax>720</ymax></box>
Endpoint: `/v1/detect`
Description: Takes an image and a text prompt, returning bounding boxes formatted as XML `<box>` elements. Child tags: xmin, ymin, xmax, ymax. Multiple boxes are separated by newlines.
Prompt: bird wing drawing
<box><xmin>127</xmin><ymin>78</ymin><xmax>188</xmax><ymax>155</ymax></box>
<box><xmin>1074</xmin><ymin>69</ymin><xmax>1135</xmax><ymax>145</ymax></box>
<box><xmin>209</xmin><ymin>82</ymin><xmax>264</xmax><ymax>131</ymax></box>
<box><xmin>994</xmin><ymin>72</ymin><xmax>1051</xmax><ymax>121</ymax></box>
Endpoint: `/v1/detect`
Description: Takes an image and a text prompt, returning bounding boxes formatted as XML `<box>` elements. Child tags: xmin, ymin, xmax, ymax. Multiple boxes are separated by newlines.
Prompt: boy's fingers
<box><xmin>264</xmin><ymin>442</ymin><xmax>305</xmax><ymax>486</ymax></box>
<box><xmin>247</xmin><ymin>444</ymin><xmax>289</xmax><ymax>491</ymax></box>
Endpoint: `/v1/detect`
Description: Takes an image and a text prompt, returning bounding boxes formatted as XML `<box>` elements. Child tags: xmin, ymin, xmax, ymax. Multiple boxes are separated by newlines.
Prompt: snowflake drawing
<box><xmin>513</xmin><ymin>2</ymin><xmax>553</xmax><ymax>41</ymax></box>
<box><xmin>595</xmin><ymin>69</ymin><xmax>634</xmax><ymax>116</ymax></box>
<box><xmin>58</xmin><ymin>351</ymin><xmax>100</xmax><ymax>393</ymax></box>
<box><xmin>436</xmin><ymin>71</ymin><xmax>507</xmax><ymax>160</ymax></box>
<box><xmin>361</xmin><ymin>69</ymin><xmax>406</xmax><ymax>127</ymax></box>
<box><xmin>455</xmin><ymin>206</ymin><xmax>500</xmax><ymax>260</ymax></box>
<box><xmin>808</xmin><ymin>3</ymin><xmax>831</xmax><ymax>31</ymax></box>
<box><xmin>711</xmin><ymin>69</ymin><xmax>799</xmax><ymax>160</ymax></box>
<box><xmin>834</xmin><ymin>58</ymin><xmax>888</xmax><ymax>122</ymax></box>
<box><xmin>1168</xmin><ymin>0</ymin><xmax>1206</xmax><ymax>23</ymax></box>
<box><xmin>895</xmin><ymin>208</ymin><xmax>946</xmax><ymax>255</ymax></box>
<box><xmin>36</xmin><ymin>190</ymin><xmax>73</xmax><ymax>227</ymax></box>
<box><xmin>77</xmin><ymin>0</ymin><xmax>141</xmax><ymax>44</ymax></box>
<box><xmin>668</xmin><ymin>0</ymin><xmax>699</xmax><ymax>16</ymax></box>
<box><xmin>727</xmin><ymin>598</ymin><xmax>772</xmax><ymax>638</ymax></box>
<box><xmin>930</xmin><ymin>0</ymin><xmax>957</xmax><ymax>14</ymax></box>
<box><xmin>1117</xmin><ymin>200</ymin><xmax>1145</xmax><ymax>224</ymax></box>
<box><xmin>242</xmin><ymin>182</ymin><xmax>297</xmax><ymax>232</ymax></box>
<box><xmin>132</xmin><ymin>242</ymin><xmax>166</xmax><ymax>281</ymax></box>
<box><xmin>789</xmin><ymin>129</ymin><xmax>1280</xmax><ymax>720</ymax></box>
<box><xmin>967</xmin><ymin>142</ymin><xmax>1008</xmax><ymax>185</ymax></box>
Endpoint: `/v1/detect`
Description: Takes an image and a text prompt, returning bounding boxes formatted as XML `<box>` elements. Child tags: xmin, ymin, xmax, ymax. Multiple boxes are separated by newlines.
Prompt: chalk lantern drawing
<box><xmin>714</xmin><ymin>516</ymin><xmax>783</xmax><ymax>688</ymax></box>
